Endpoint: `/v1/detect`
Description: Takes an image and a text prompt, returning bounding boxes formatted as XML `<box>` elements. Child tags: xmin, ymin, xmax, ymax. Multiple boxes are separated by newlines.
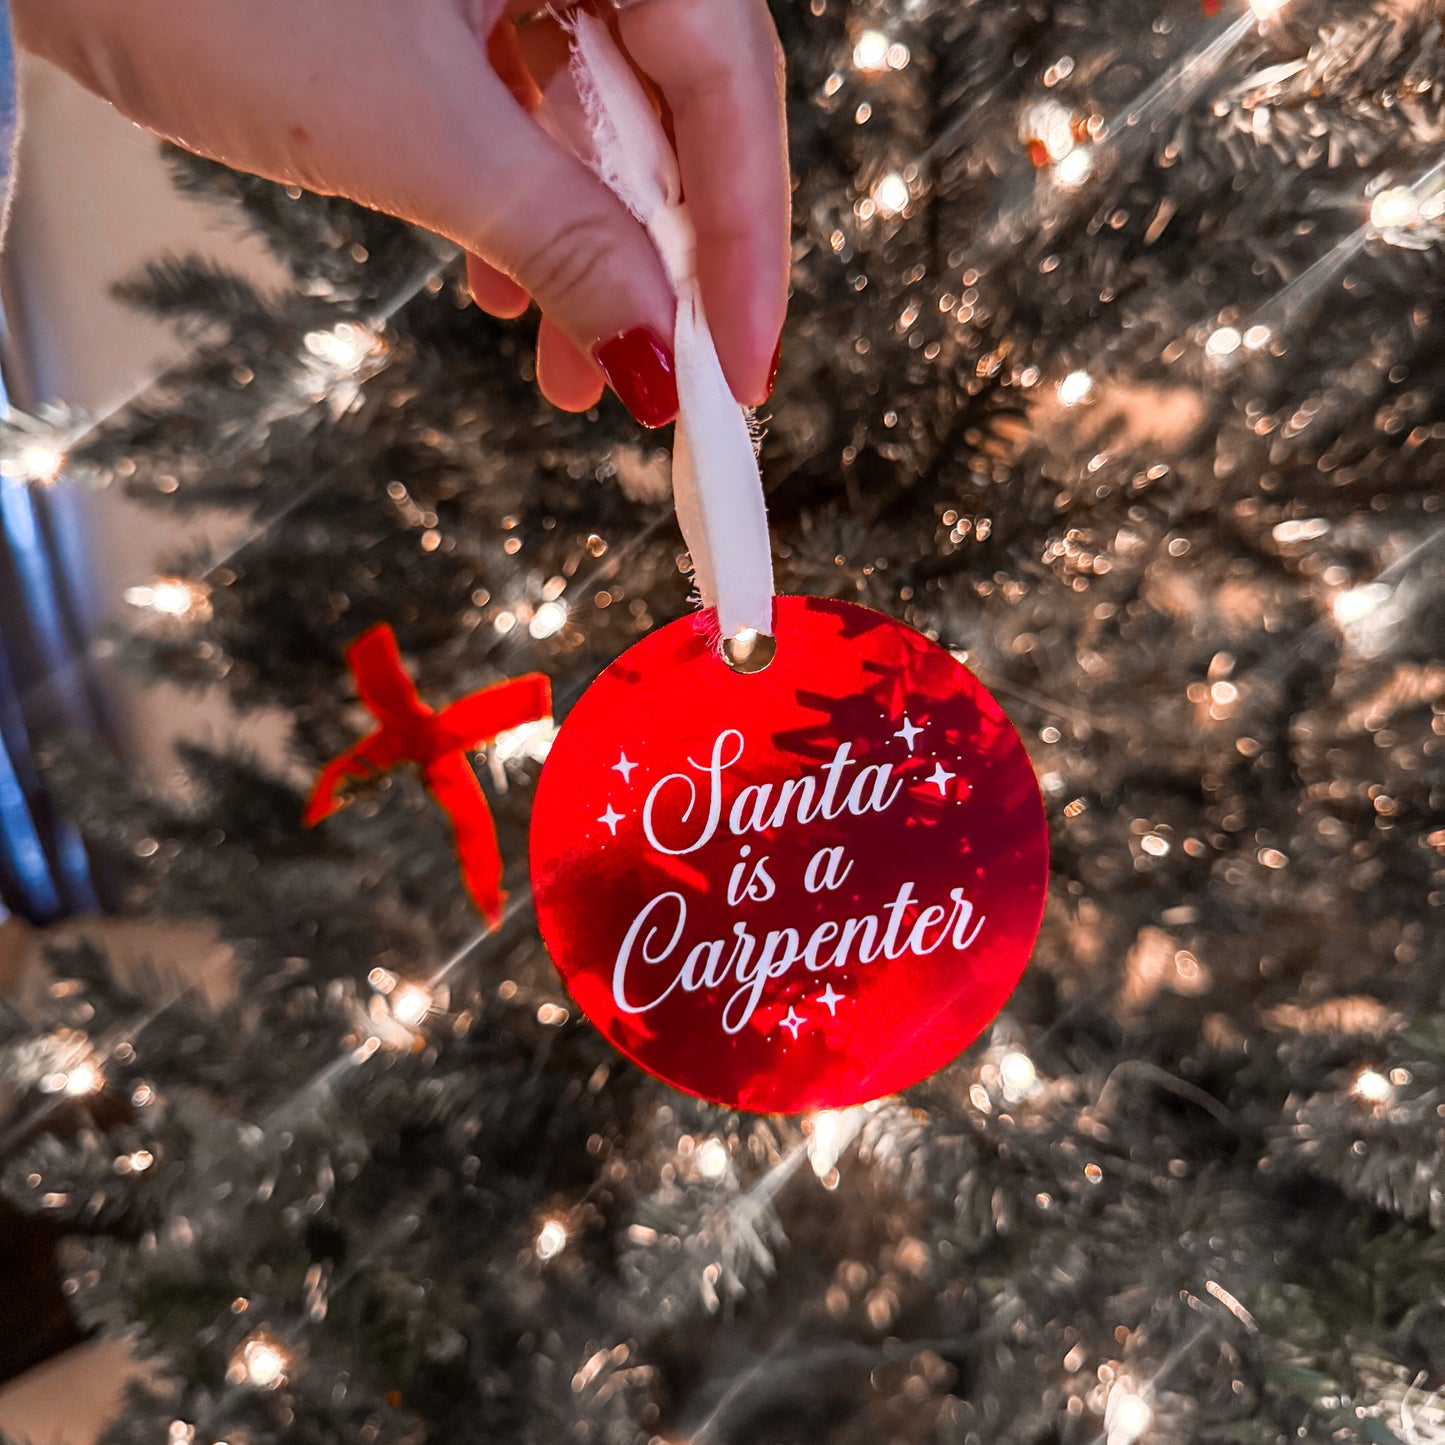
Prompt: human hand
<box><xmin>14</xmin><ymin>0</ymin><xmax>791</xmax><ymax>428</ymax></box>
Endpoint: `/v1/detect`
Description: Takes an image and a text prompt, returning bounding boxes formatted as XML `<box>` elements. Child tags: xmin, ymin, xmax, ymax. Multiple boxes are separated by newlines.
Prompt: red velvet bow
<box><xmin>304</xmin><ymin>625</ymin><xmax>551</xmax><ymax>928</ymax></box>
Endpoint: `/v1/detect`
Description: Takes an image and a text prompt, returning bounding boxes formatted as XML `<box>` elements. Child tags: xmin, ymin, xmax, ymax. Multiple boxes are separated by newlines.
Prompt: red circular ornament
<box><xmin>530</xmin><ymin>596</ymin><xmax>1049</xmax><ymax>1113</ymax></box>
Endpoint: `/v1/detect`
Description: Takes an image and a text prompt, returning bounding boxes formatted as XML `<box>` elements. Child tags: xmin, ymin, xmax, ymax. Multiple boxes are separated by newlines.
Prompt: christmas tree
<box><xmin>4</xmin><ymin>0</ymin><xmax>1445</xmax><ymax>1441</ymax></box>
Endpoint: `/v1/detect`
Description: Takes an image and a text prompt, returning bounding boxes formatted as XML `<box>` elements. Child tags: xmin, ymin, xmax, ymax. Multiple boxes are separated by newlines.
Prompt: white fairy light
<box><xmin>1023</xmin><ymin>101</ymin><xmax>1079</xmax><ymax>165</ymax></box>
<box><xmin>1352</xmin><ymin>1067</ymin><xmax>1392</xmax><ymax>1105</ymax></box>
<box><xmin>873</xmin><ymin>172</ymin><xmax>911</xmax><ymax>217</ymax></box>
<box><xmin>491</xmin><ymin>717</ymin><xmax>557</xmax><ymax>765</ymax></box>
<box><xmin>15</xmin><ymin>441</ymin><xmax>66</xmax><ymax>485</ymax></box>
<box><xmin>232</xmin><ymin>1332</ymin><xmax>290</xmax><ymax>1389</ymax></box>
<box><xmin>389</xmin><ymin>983</ymin><xmax>433</xmax><ymax>1029</ymax></box>
<box><xmin>1248</xmin><ymin>0</ymin><xmax>1289</xmax><ymax>19</ymax></box>
<box><xmin>1105</xmin><ymin>1385</ymin><xmax>1153</xmax><ymax>1445</ymax></box>
<box><xmin>124</xmin><ymin>576</ymin><xmax>212</xmax><ymax>620</ymax></box>
<box><xmin>528</xmin><ymin>600</ymin><xmax>568</xmax><ymax>640</ymax></box>
<box><xmin>999</xmin><ymin>1050</ymin><xmax>1039</xmax><ymax>1102</ymax></box>
<box><xmin>696</xmin><ymin>1137</ymin><xmax>730</xmax><ymax>1182</ymax></box>
<box><xmin>1271</xmin><ymin>517</ymin><xmax>1329</xmax><ymax>544</ymax></box>
<box><xmin>1206</xmin><ymin>325</ymin><xmax>1243</xmax><ymax>359</ymax></box>
<box><xmin>303</xmin><ymin>322</ymin><xmax>380</xmax><ymax>373</ymax></box>
<box><xmin>1333</xmin><ymin>582</ymin><xmax>1391</xmax><ymax>624</ymax></box>
<box><xmin>1056</xmin><ymin>370</ymin><xmax>1094</xmax><ymax>407</ymax></box>
<box><xmin>1243</xmin><ymin>324</ymin><xmax>1272</xmax><ymax>351</ymax></box>
<box><xmin>536</xmin><ymin>1217</ymin><xmax>568</xmax><ymax>1260</ymax></box>
<box><xmin>62</xmin><ymin>1058</ymin><xmax>103</xmax><ymax>1097</ymax></box>
<box><xmin>809</xmin><ymin>1110</ymin><xmax>846</xmax><ymax>1179</ymax></box>
<box><xmin>852</xmin><ymin>29</ymin><xmax>890</xmax><ymax>72</ymax></box>
<box><xmin>1370</xmin><ymin>186</ymin><xmax>1420</xmax><ymax>233</ymax></box>
<box><xmin>1052</xmin><ymin>146</ymin><xmax>1094</xmax><ymax>190</ymax></box>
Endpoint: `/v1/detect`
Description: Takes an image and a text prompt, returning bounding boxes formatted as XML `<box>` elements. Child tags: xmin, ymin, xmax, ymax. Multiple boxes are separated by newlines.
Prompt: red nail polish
<box><xmin>766</xmin><ymin>337</ymin><xmax>782</xmax><ymax>397</ymax></box>
<box><xmin>593</xmin><ymin>327</ymin><xmax>679</xmax><ymax>429</ymax></box>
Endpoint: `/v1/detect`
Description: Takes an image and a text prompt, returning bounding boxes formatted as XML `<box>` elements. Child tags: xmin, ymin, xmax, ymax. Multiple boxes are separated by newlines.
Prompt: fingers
<box><xmin>421</xmin><ymin>35</ymin><xmax>680</xmax><ymax>424</ymax></box>
<box><xmin>620</xmin><ymin>0</ymin><xmax>790</xmax><ymax>406</ymax></box>
<box><xmin>537</xmin><ymin>315</ymin><xmax>606</xmax><ymax>412</ymax></box>
<box><xmin>466</xmin><ymin>254</ymin><xmax>531</xmax><ymax>318</ymax></box>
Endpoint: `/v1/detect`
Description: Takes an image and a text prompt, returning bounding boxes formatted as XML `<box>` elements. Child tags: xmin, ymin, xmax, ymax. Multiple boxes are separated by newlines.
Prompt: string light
<box><xmin>303</xmin><ymin>322</ymin><xmax>382</xmax><ymax>374</ymax></box>
<box><xmin>230</xmin><ymin>1331</ymin><xmax>290</xmax><ymax>1389</ymax></box>
<box><xmin>1352</xmin><ymin>1067</ymin><xmax>1392</xmax><ymax>1105</ymax></box>
<box><xmin>1332</xmin><ymin>582</ymin><xmax>1392</xmax><ymax>625</ymax></box>
<box><xmin>872</xmin><ymin>172</ymin><xmax>912</xmax><ymax>217</ymax></box>
<box><xmin>528</xmin><ymin>599</ymin><xmax>568</xmax><ymax>640</ymax></box>
<box><xmin>9</xmin><ymin>441</ymin><xmax>67</xmax><ymax>485</ymax></box>
<box><xmin>1052</xmin><ymin>146</ymin><xmax>1095</xmax><ymax>190</ymax></box>
<box><xmin>124</xmin><ymin>576</ymin><xmax>213</xmax><ymax>620</ymax></box>
<box><xmin>1248</xmin><ymin>0</ymin><xmax>1289</xmax><ymax>20</ymax></box>
<box><xmin>696</xmin><ymin>1137</ymin><xmax>730</xmax><ymax>1182</ymax></box>
<box><xmin>807</xmin><ymin>1109</ymin><xmax>864</xmax><ymax>1182</ymax></box>
<box><xmin>535</xmin><ymin>1217</ymin><xmax>568</xmax><ymax>1260</ymax></box>
<box><xmin>62</xmin><ymin>1058</ymin><xmax>103</xmax><ymax>1097</ymax></box>
<box><xmin>999</xmin><ymin>1050</ymin><xmax>1040</xmax><ymax>1102</ymax></box>
<box><xmin>1205</xmin><ymin>325</ymin><xmax>1243</xmax><ymax>360</ymax></box>
<box><xmin>388</xmin><ymin>983</ymin><xmax>434</xmax><ymax>1029</ymax></box>
<box><xmin>851</xmin><ymin>30</ymin><xmax>890</xmax><ymax>72</ymax></box>
<box><xmin>1105</xmin><ymin>1384</ymin><xmax>1153</xmax><ymax>1445</ymax></box>
<box><xmin>1056</xmin><ymin>370</ymin><xmax>1094</xmax><ymax>407</ymax></box>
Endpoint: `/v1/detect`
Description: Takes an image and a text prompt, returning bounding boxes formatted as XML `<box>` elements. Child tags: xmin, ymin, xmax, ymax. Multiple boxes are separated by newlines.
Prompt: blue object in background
<box><xmin>0</xmin><ymin>0</ymin><xmax>105</xmax><ymax>921</ymax></box>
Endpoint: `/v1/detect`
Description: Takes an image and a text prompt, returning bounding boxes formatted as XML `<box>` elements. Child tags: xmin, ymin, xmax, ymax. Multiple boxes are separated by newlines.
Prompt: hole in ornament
<box><xmin>722</xmin><ymin>628</ymin><xmax>776</xmax><ymax>675</ymax></box>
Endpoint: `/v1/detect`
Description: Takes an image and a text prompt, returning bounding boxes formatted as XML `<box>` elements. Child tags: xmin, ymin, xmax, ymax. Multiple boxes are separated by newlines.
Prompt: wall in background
<box><xmin>2</xmin><ymin>54</ymin><xmax>291</xmax><ymax>788</ymax></box>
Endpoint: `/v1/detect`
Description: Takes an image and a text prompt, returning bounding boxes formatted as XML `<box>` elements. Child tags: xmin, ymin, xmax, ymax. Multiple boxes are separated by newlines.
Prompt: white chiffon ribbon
<box><xmin>565</xmin><ymin>14</ymin><xmax>775</xmax><ymax>642</ymax></box>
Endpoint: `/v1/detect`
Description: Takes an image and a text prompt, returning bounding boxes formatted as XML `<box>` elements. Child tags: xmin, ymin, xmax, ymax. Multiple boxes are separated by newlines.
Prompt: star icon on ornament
<box><xmin>817</xmin><ymin>984</ymin><xmax>845</xmax><ymax>1016</ymax></box>
<box><xmin>779</xmin><ymin>1007</ymin><xmax>806</xmax><ymax>1039</ymax></box>
<box><xmin>611</xmin><ymin>751</ymin><xmax>638</xmax><ymax>784</ymax></box>
<box><xmin>924</xmin><ymin>761</ymin><xmax>956</xmax><ymax>796</ymax></box>
<box><xmin>893</xmin><ymin>714</ymin><xmax>924</xmax><ymax>751</ymax></box>
<box><xmin>598</xmin><ymin>804</ymin><xmax>625</xmax><ymax>835</ymax></box>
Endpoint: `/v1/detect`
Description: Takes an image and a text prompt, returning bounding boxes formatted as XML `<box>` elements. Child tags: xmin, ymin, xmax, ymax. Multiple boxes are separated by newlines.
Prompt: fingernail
<box><xmin>593</xmin><ymin>327</ymin><xmax>679</xmax><ymax>429</ymax></box>
<box><xmin>766</xmin><ymin>337</ymin><xmax>782</xmax><ymax>397</ymax></box>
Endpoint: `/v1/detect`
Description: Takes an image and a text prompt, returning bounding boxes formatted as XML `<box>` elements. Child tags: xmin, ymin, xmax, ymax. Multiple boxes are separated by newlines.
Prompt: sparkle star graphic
<box><xmin>925</xmin><ymin>761</ymin><xmax>956</xmax><ymax>796</ymax></box>
<box><xmin>611</xmin><ymin>751</ymin><xmax>637</xmax><ymax>784</ymax></box>
<box><xmin>779</xmin><ymin>1007</ymin><xmax>806</xmax><ymax>1039</ymax></box>
<box><xmin>598</xmin><ymin>804</ymin><xmax>625</xmax><ymax>835</ymax></box>
<box><xmin>817</xmin><ymin>984</ymin><xmax>844</xmax><ymax>1016</ymax></box>
<box><xmin>893</xmin><ymin>714</ymin><xmax>923</xmax><ymax>751</ymax></box>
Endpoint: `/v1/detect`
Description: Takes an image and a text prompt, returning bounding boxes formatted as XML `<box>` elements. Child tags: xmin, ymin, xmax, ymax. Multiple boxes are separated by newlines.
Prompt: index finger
<box><xmin>619</xmin><ymin>0</ymin><xmax>790</xmax><ymax>407</ymax></box>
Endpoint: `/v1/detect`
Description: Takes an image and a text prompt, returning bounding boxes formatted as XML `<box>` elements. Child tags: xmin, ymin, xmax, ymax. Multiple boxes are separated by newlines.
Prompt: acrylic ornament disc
<box><xmin>530</xmin><ymin>596</ymin><xmax>1049</xmax><ymax>1114</ymax></box>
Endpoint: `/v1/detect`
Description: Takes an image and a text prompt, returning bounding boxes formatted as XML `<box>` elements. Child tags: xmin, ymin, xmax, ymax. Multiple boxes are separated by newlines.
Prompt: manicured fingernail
<box><xmin>593</xmin><ymin>327</ymin><xmax>678</xmax><ymax>429</ymax></box>
<box><xmin>766</xmin><ymin>337</ymin><xmax>782</xmax><ymax>397</ymax></box>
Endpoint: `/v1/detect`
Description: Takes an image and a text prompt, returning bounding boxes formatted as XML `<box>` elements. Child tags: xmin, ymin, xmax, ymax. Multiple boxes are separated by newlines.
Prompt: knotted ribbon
<box><xmin>566</xmin><ymin>13</ymin><xmax>776</xmax><ymax>642</ymax></box>
<box><xmin>304</xmin><ymin>625</ymin><xmax>551</xmax><ymax>928</ymax></box>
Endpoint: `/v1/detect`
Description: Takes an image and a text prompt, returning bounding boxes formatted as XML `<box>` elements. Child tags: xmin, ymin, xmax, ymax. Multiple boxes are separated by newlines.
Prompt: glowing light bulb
<box><xmin>389</xmin><ymin>984</ymin><xmax>433</xmax><ymax>1028</ymax></box>
<box><xmin>1370</xmin><ymin>185</ymin><xmax>1420</xmax><ymax>233</ymax></box>
<box><xmin>234</xmin><ymin>1332</ymin><xmax>289</xmax><ymax>1388</ymax></box>
<box><xmin>125</xmin><ymin>576</ymin><xmax>212</xmax><ymax>619</ymax></box>
<box><xmin>1105</xmin><ymin>1386</ymin><xmax>1153</xmax><ymax>1445</ymax></box>
<box><xmin>808</xmin><ymin>1110</ymin><xmax>851</xmax><ymax>1179</ymax></box>
<box><xmin>1206</xmin><ymin>326</ymin><xmax>1242</xmax><ymax>359</ymax></box>
<box><xmin>999</xmin><ymin>1050</ymin><xmax>1039</xmax><ymax>1101</ymax></box>
<box><xmin>872</xmin><ymin>172</ymin><xmax>911</xmax><ymax>217</ymax></box>
<box><xmin>1352</xmin><ymin>1067</ymin><xmax>1392</xmax><ymax>1104</ymax></box>
<box><xmin>1243</xmin><ymin>324</ymin><xmax>1272</xmax><ymax>351</ymax></box>
<box><xmin>696</xmin><ymin>1138</ymin><xmax>729</xmax><ymax>1182</ymax></box>
<box><xmin>63</xmin><ymin>1059</ymin><xmax>103</xmax><ymax>1097</ymax></box>
<box><xmin>852</xmin><ymin>30</ymin><xmax>890</xmax><ymax>71</ymax></box>
<box><xmin>528</xmin><ymin>600</ymin><xmax>568</xmax><ymax>640</ymax></box>
<box><xmin>1056</xmin><ymin>370</ymin><xmax>1094</xmax><ymax>407</ymax></box>
<box><xmin>1333</xmin><ymin>582</ymin><xmax>1391</xmax><ymax>624</ymax></box>
<box><xmin>303</xmin><ymin>322</ymin><xmax>378</xmax><ymax>372</ymax></box>
<box><xmin>536</xmin><ymin>1217</ymin><xmax>568</xmax><ymax>1260</ymax></box>
<box><xmin>18</xmin><ymin>442</ymin><xmax>65</xmax><ymax>484</ymax></box>
<box><xmin>1248</xmin><ymin>0</ymin><xmax>1289</xmax><ymax>19</ymax></box>
<box><xmin>1053</xmin><ymin>145</ymin><xmax>1094</xmax><ymax>189</ymax></box>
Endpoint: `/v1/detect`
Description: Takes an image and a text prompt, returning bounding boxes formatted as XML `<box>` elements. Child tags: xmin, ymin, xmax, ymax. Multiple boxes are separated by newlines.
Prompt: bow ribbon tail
<box><xmin>303</xmin><ymin>730</ymin><xmax>406</xmax><ymax>827</ymax></box>
<box><xmin>426</xmin><ymin>751</ymin><xmax>508</xmax><ymax>928</ymax></box>
<box><xmin>435</xmin><ymin>674</ymin><xmax>553</xmax><ymax>752</ymax></box>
